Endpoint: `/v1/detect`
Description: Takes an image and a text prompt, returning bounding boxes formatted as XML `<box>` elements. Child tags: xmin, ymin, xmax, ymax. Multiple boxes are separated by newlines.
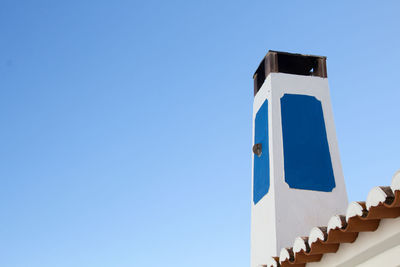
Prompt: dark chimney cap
<box><xmin>253</xmin><ymin>51</ymin><xmax>327</xmax><ymax>96</ymax></box>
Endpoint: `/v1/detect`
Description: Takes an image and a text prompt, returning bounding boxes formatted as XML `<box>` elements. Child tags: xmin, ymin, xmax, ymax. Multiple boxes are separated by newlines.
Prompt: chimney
<box><xmin>250</xmin><ymin>51</ymin><xmax>348</xmax><ymax>267</ymax></box>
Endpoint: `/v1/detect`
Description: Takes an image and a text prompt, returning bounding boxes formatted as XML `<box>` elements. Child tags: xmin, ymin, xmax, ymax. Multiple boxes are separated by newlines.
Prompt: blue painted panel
<box><xmin>253</xmin><ymin>99</ymin><xmax>270</xmax><ymax>204</ymax></box>
<box><xmin>280</xmin><ymin>94</ymin><xmax>335</xmax><ymax>192</ymax></box>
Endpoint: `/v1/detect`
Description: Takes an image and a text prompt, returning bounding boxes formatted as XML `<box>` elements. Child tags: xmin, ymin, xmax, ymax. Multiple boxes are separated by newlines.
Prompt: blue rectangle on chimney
<box><xmin>280</xmin><ymin>94</ymin><xmax>335</xmax><ymax>192</ymax></box>
<box><xmin>253</xmin><ymin>99</ymin><xmax>270</xmax><ymax>204</ymax></box>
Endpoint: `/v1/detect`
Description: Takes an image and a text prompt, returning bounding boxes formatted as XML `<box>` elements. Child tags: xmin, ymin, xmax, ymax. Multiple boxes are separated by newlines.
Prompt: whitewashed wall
<box><xmin>251</xmin><ymin>73</ymin><xmax>348</xmax><ymax>267</ymax></box>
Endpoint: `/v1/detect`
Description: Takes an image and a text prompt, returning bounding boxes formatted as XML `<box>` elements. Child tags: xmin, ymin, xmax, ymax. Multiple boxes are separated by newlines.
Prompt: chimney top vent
<box><xmin>253</xmin><ymin>51</ymin><xmax>327</xmax><ymax>95</ymax></box>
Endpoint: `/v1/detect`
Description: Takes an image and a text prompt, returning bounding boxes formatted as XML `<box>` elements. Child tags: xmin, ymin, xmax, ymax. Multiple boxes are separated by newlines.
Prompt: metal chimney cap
<box><xmin>253</xmin><ymin>50</ymin><xmax>328</xmax><ymax>96</ymax></box>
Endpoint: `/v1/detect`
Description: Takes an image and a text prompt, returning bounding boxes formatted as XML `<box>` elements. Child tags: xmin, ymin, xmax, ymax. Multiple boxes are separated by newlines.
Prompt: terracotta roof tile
<box><xmin>266</xmin><ymin>171</ymin><xmax>400</xmax><ymax>267</ymax></box>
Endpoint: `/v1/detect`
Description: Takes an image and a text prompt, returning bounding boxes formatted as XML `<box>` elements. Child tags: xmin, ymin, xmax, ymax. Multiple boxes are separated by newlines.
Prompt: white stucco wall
<box><xmin>251</xmin><ymin>75</ymin><xmax>277</xmax><ymax>266</ymax></box>
<box><xmin>251</xmin><ymin>73</ymin><xmax>348</xmax><ymax>267</ymax></box>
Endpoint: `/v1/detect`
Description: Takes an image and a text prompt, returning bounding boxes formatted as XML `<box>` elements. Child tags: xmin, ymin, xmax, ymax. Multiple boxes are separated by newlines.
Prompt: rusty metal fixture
<box><xmin>253</xmin><ymin>143</ymin><xmax>262</xmax><ymax>157</ymax></box>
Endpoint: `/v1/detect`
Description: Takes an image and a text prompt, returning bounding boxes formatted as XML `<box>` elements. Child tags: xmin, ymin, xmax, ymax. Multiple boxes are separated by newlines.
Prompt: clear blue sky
<box><xmin>1</xmin><ymin>1</ymin><xmax>399</xmax><ymax>266</ymax></box>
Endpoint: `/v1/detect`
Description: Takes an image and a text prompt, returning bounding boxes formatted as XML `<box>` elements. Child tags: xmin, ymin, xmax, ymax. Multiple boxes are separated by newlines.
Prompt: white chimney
<box><xmin>250</xmin><ymin>51</ymin><xmax>348</xmax><ymax>267</ymax></box>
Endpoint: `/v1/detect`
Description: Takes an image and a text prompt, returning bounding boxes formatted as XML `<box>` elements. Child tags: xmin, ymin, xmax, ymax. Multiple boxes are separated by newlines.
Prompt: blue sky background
<box><xmin>1</xmin><ymin>1</ymin><xmax>400</xmax><ymax>266</ymax></box>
